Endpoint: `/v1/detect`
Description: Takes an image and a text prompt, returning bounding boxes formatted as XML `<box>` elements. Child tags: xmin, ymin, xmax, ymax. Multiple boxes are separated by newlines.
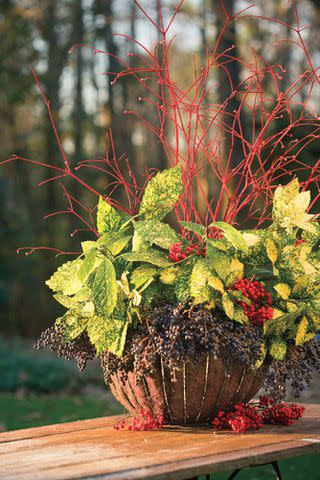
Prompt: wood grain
<box><xmin>0</xmin><ymin>404</ymin><xmax>319</xmax><ymax>480</ymax></box>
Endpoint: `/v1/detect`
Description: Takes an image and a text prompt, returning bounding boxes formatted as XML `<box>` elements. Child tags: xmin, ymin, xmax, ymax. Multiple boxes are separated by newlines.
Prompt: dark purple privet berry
<box><xmin>264</xmin><ymin>339</ymin><xmax>320</xmax><ymax>400</ymax></box>
<box><xmin>35</xmin><ymin>327</ymin><xmax>95</xmax><ymax>371</ymax></box>
<box><xmin>101</xmin><ymin>304</ymin><xmax>266</xmax><ymax>383</ymax></box>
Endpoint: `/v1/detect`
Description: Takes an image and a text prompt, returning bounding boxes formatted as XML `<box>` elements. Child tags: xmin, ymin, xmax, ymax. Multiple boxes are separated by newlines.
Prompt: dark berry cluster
<box><xmin>168</xmin><ymin>241</ymin><xmax>206</xmax><ymax>262</ymax></box>
<box><xmin>207</xmin><ymin>226</ymin><xmax>224</xmax><ymax>239</ymax></box>
<box><xmin>233</xmin><ymin>278</ymin><xmax>273</xmax><ymax>326</ymax></box>
<box><xmin>212</xmin><ymin>403</ymin><xmax>263</xmax><ymax>433</ymax></box>
<box><xmin>101</xmin><ymin>304</ymin><xmax>265</xmax><ymax>383</ymax></box>
<box><xmin>212</xmin><ymin>396</ymin><xmax>305</xmax><ymax>433</ymax></box>
<box><xmin>35</xmin><ymin>326</ymin><xmax>95</xmax><ymax>371</ymax></box>
<box><xmin>114</xmin><ymin>410</ymin><xmax>164</xmax><ymax>431</ymax></box>
<box><xmin>264</xmin><ymin>339</ymin><xmax>320</xmax><ymax>399</ymax></box>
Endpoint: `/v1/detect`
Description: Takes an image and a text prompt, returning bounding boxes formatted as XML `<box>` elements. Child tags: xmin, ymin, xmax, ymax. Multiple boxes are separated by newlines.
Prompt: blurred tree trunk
<box><xmin>154</xmin><ymin>1</ymin><xmax>166</xmax><ymax>171</ymax></box>
<box><xmin>104</xmin><ymin>0</ymin><xmax>134</xmax><ymax>206</ymax></box>
<box><xmin>200</xmin><ymin>0</ymin><xmax>208</xmax><ymax>62</ymax></box>
<box><xmin>72</xmin><ymin>0</ymin><xmax>84</xmax><ymax>202</ymax></box>
<box><xmin>44</xmin><ymin>0</ymin><xmax>60</xmax><ymax>220</ymax></box>
<box><xmin>211</xmin><ymin>0</ymin><xmax>244</xmax><ymax>220</ymax></box>
<box><xmin>211</xmin><ymin>0</ymin><xmax>242</xmax><ymax>167</ymax></box>
<box><xmin>105</xmin><ymin>0</ymin><xmax>117</xmax><ymax>116</ymax></box>
<box><xmin>73</xmin><ymin>0</ymin><xmax>84</xmax><ymax>167</ymax></box>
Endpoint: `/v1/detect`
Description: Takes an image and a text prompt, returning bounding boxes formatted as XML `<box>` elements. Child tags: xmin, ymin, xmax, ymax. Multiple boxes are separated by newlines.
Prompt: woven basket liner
<box><xmin>108</xmin><ymin>354</ymin><xmax>268</xmax><ymax>425</ymax></box>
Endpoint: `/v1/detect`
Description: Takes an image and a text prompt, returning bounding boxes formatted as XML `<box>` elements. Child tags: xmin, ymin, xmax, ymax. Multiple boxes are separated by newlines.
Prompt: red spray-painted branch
<box><xmin>2</xmin><ymin>0</ymin><xmax>320</xmax><ymax>256</ymax></box>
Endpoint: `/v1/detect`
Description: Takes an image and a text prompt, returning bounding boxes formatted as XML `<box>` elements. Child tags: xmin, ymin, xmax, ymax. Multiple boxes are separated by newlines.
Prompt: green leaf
<box><xmin>255</xmin><ymin>342</ymin><xmax>267</xmax><ymax>368</ymax></box>
<box><xmin>233</xmin><ymin>307</ymin><xmax>248</xmax><ymax>324</ymax></box>
<box><xmin>81</xmin><ymin>241</ymin><xmax>96</xmax><ymax>253</ymax></box>
<box><xmin>55</xmin><ymin>314</ymin><xmax>89</xmax><ymax>341</ymax></box>
<box><xmin>73</xmin><ymin>287</ymin><xmax>92</xmax><ymax>302</ymax></box>
<box><xmin>292</xmin><ymin>275</ymin><xmax>310</xmax><ymax>295</ymax></box>
<box><xmin>274</xmin><ymin>283</ymin><xmax>291</xmax><ymax>300</ymax></box>
<box><xmin>139</xmin><ymin>166</ymin><xmax>183</xmax><ymax>220</ymax></box>
<box><xmin>206</xmin><ymin>242</ymin><xmax>230</xmax><ymax>281</ymax></box>
<box><xmin>221</xmin><ymin>292</ymin><xmax>234</xmax><ymax>319</ymax></box>
<box><xmin>227</xmin><ymin>258</ymin><xmax>244</xmax><ymax>286</ymax></box>
<box><xmin>87</xmin><ymin>315</ymin><xmax>128</xmax><ymax>357</ymax></box>
<box><xmin>269</xmin><ymin>338</ymin><xmax>287</xmax><ymax>360</ymax></box>
<box><xmin>53</xmin><ymin>294</ymin><xmax>80</xmax><ymax>310</ymax></box>
<box><xmin>208</xmin><ymin>221</ymin><xmax>248</xmax><ymax>253</ymax></box>
<box><xmin>87</xmin><ymin>289</ymin><xmax>130</xmax><ymax>357</ymax></box>
<box><xmin>46</xmin><ymin>259</ymin><xmax>83</xmax><ymax>296</ymax></box>
<box><xmin>90</xmin><ymin>258</ymin><xmax>117</xmax><ymax>316</ymax></box>
<box><xmin>98</xmin><ymin>230</ymin><xmax>132</xmax><ymax>256</ymax></box>
<box><xmin>131</xmin><ymin>265</ymin><xmax>158</xmax><ymax>289</ymax></box>
<box><xmin>265</xmin><ymin>306</ymin><xmax>305</xmax><ymax>337</ymax></box>
<box><xmin>78</xmin><ymin>248</ymin><xmax>103</xmax><ymax>283</ymax></box>
<box><xmin>97</xmin><ymin>197</ymin><xmax>128</xmax><ymax>235</ymax></box>
<box><xmin>179</xmin><ymin>221</ymin><xmax>206</xmax><ymax>237</ymax></box>
<box><xmin>160</xmin><ymin>266</ymin><xmax>182</xmax><ymax>285</ymax></box>
<box><xmin>121</xmin><ymin>251</ymin><xmax>172</xmax><ymax>267</ymax></box>
<box><xmin>133</xmin><ymin>220</ymin><xmax>180</xmax><ymax>251</ymax></box>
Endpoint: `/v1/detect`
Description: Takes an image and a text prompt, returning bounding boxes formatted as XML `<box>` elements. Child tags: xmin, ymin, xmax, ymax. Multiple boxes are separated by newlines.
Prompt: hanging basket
<box><xmin>107</xmin><ymin>355</ymin><xmax>268</xmax><ymax>425</ymax></box>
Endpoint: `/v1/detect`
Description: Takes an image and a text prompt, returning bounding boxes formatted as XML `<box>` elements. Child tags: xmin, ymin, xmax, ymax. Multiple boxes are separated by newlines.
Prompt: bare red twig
<box><xmin>2</xmin><ymin>0</ymin><xmax>320</xmax><ymax>257</ymax></box>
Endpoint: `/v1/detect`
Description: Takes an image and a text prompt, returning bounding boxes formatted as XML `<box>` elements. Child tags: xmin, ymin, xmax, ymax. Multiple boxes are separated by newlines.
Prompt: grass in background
<box><xmin>0</xmin><ymin>393</ymin><xmax>123</xmax><ymax>431</ymax></box>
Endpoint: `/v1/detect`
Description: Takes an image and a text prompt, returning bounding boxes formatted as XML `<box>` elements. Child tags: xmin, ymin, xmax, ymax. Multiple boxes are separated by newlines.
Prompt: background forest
<box><xmin>1</xmin><ymin>0</ymin><xmax>320</xmax><ymax>338</ymax></box>
<box><xmin>0</xmin><ymin>1</ymin><xmax>320</xmax><ymax>456</ymax></box>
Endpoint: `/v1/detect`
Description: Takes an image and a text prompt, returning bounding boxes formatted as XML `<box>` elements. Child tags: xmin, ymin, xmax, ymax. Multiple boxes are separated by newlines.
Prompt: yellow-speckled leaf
<box><xmin>208</xmin><ymin>275</ymin><xmax>225</xmax><ymax>293</ymax></box>
<box><xmin>139</xmin><ymin>166</ymin><xmax>183</xmax><ymax>220</ymax></box>
<box><xmin>222</xmin><ymin>292</ymin><xmax>234</xmax><ymax>319</ymax></box>
<box><xmin>255</xmin><ymin>342</ymin><xmax>267</xmax><ymax>368</ymax></box>
<box><xmin>242</xmin><ymin>232</ymin><xmax>261</xmax><ymax>247</ymax></box>
<box><xmin>295</xmin><ymin>316</ymin><xmax>309</xmax><ymax>346</ymax></box>
<box><xmin>266</xmin><ymin>238</ymin><xmax>278</xmax><ymax>264</ymax></box>
<box><xmin>274</xmin><ymin>283</ymin><xmax>291</xmax><ymax>300</ymax></box>
<box><xmin>46</xmin><ymin>259</ymin><xmax>83</xmax><ymax>296</ymax></box>
<box><xmin>270</xmin><ymin>338</ymin><xmax>287</xmax><ymax>360</ymax></box>
<box><xmin>272</xmin><ymin>308</ymin><xmax>285</xmax><ymax>319</ymax></box>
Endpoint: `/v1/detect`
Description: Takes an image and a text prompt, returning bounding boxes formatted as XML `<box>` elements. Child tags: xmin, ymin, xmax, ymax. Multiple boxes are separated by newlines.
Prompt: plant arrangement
<box><xmin>4</xmin><ymin>1</ymin><xmax>320</xmax><ymax>426</ymax></box>
<box><xmin>36</xmin><ymin>172</ymin><xmax>320</xmax><ymax>424</ymax></box>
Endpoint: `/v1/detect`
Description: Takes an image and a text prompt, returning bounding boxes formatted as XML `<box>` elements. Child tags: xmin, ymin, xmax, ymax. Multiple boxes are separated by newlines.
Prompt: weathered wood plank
<box><xmin>0</xmin><ymin>404</ymin><xmax>319</xmax><ymax>480</ymax></box>
<box><xmin>0</xmin><ymin>414</ymin><xmax>126</xmax><ymax>444</ymax></box>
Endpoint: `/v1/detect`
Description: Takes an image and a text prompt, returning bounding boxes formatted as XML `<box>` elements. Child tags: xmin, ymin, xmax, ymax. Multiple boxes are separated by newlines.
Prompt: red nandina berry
<box><xmin>169</xmin><ymin>241</ymin><xmax>206</xmax><ymax>262</ymax></box>
<box><xmin>259</xmin><ymin>395</ymin><xmax>275</xmax><ymax>407</ymax></box>
<box><xmin>114</xmin><ymin>410</ymin><xmax>164</xmax><ymax>431</ymax></box>
<box><xmin>208</xmin><ymin>226</ymin><xmax>224</xmax><ymax>240</ymax></box>
<box><xmin>212</xmin><ymin>403</ymin><xmax>263</xmax><ymax>433</ymax></box>
<box><xmin>232</xmin><ymin>278</ymin><xmax>273</xmax><ymax>326</ymax></box>
<box><xmin>262</xmin><ymin>402</ymin><xmax>305</xmax><ymax>426</ymax></box>
<box><xmin>294</xmin><ymin>238</ymin><xmax>306</xmax><ymax>246</ymax></box>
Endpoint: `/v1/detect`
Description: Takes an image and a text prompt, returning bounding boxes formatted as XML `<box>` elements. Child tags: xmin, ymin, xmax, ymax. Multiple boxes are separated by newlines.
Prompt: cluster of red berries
<box><xmin>212</xmin><ymin>403</ymin><xmax>262</xmax><ymax>433</ymax></box>
<box><xmin>294</xmin><ymin>238</ymin><xmax>306</xmax><ymax>247</ymax></box>
<box><xmin>212</xmin><ymin>397</ymin><xmax>305</xmax><ymax>433</ymax></box>
<box><xmin>261</xmin><ymin>399</ymin><xmax>305</xmax><ymax>426</ymax></box>
<box><xmin>208</xmin><ymin>227</ymin><xmax>224</xmax><ymax>240</ymax></box>
<box><xmin>168</xmin><ymin>241</ymin><xmax>206</xmax><ymax>262</ymax></box>
<box><xmin>232</xmin><ymin>278</ymin><xmax>273</xmax><ymax>326</ymax></box>
<box><xmin>114</xmin><ymin>410</ymin><xmax>164</xmax><ymax>431</ymax></box>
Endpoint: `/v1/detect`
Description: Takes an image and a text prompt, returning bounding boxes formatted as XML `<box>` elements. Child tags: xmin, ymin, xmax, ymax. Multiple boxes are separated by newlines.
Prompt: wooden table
<box><xmin>0</xmin><ymin>403</ymin><xmax>319</xmax><ymax>480</ymax></box>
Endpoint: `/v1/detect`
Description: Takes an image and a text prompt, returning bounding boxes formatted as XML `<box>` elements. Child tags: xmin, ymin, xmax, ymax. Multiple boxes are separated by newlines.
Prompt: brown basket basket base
<box><xmin>108</xmin><ymin>355</ymin><xmax>267</xmax><ymax>425</ymax></box>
